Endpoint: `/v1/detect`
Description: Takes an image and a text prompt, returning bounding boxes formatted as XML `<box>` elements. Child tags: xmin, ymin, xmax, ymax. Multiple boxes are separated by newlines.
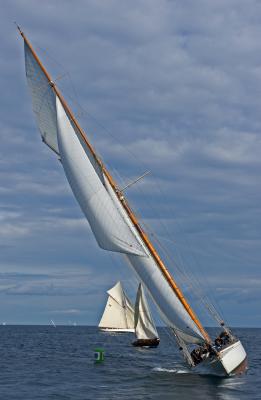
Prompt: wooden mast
<box><xmin>18</xmin><ymin>26</ymin><xmax>211</xmax><ymax>343</ymax></box>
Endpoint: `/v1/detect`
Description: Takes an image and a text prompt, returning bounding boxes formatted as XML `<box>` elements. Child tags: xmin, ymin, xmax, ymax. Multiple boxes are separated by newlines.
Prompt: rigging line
<box><xmin>33</xmin><ymin>45</ymin><xmax>121</xmax><ymax>145</ymax></box>
<box><xmin>155</xmin><ymin>231</ymin><xmax>224</xmax><ymax>321</ymax></box>
<box><xmin>140</xmin><ymin>181</ymin><xmax>225</xmax><ymax>325</ymax></box>
<box><xmin>35</xmin><ymin>44</ymin><xmax>85</xmax><ymax>120</ymax></box>
<box><xmin>126</xmin><ymin>180</ymin><xmax>207</xmax><ymax>303</ymax></box>
<box><xmin>148</xmin><ymin>175</ymin><xmax>226</xmax><ymax>323</ymax></box>
<box><xmin>176</xmin><ymin>238</ymin><xmax>225</xmax><ymax>325</ymax></box>
<box><xmin>154</xmin><ymin>233</ymin><xmax>223</xmax><ymax>326</ymax></box>
<box><xmin>170</xmin><ymin>215</ymin><xmax>226</xmax><ymax>321</ymax></box>
<box><xmin>139</xmin><ymin>217</ymin><xmax>223</xmax><ymax>326</ymax></box>
<box><xmin>27</xmin><ymin>31</ymin><xmax>205</xmax><ymax>311</ymax></box>
<box><xmin>30</xmin><ymin>37</ymin><xmax>160</xmax><ymax>183</ymax></box>
<box><xmin>21</xmin><ymin>29</ymin><xmax>210</xmax><ymax>342</ymax></box>
<box><xmin>124</xmin><ymin>172</ymin><xmax>217</xmax><ymax>322</ymax></box>
<box><xmin>109</xmin><ymin>172</ymin><xmax>216</xmax><ymax>334</ymax></box>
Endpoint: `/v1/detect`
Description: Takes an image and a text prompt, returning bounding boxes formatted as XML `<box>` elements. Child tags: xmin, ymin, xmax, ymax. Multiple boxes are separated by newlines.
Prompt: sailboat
<box><xmin>18</xmin><ymin>26</ymin><xmax>247</xmax><ymax>376</ymax></box>
<box><xmin>133</xmin><ymin>283</ymin><xmax>160</xmax><ymax>348</ymax></box>
<box><xmin>99</xmin><ymin>281</ymin><xmax>134</xmax><ymax>332</ymax></box>
<box><xmin>50</xmin><ymin>319</ymin><xmax>56</xmax><ymax>328</ymax></box>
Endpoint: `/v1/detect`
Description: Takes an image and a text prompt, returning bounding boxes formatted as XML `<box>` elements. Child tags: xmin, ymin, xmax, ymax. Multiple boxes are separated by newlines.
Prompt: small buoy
<box><xmin>94</xmin><ymin>348</ymin><xmax>104</xmax><ymax>363</ymax></box>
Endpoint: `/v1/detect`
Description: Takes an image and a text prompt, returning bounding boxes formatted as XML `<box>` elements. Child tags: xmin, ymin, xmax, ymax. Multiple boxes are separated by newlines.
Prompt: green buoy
<box><xmin>94</xmin><ymin>348</ymin><xmax>104</xmax><ymax>363</ymax></box>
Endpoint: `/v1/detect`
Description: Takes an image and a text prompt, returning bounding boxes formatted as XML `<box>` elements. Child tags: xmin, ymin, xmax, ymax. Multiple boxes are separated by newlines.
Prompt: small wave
<box><xmin>152</xmin><ymin>367</ymin><xmax>189</xmax><ymax>374</ymax></box>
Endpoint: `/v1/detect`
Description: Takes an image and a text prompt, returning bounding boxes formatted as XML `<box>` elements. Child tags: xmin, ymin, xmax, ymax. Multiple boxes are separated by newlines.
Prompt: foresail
<box><xmin>56</xmin><ymin>96</ymin><xmax>146</xmax><ymax>256</ymax></box>
<box><xmin>24</xmin><ymin>42</ymin><xmax>59</xmax><ymax>154</ymax></box>
<box><xmin>135</xmin><ymin>283</ymin><xmax>158</xmax><ymax>340</ymax></box>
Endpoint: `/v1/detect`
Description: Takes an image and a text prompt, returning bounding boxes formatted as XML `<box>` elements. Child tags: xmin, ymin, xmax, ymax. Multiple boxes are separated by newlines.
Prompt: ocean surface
<box><xmin>0</xmin><ymin>326</ymin><xmax>260</xmax><ymax>400</ymax></box>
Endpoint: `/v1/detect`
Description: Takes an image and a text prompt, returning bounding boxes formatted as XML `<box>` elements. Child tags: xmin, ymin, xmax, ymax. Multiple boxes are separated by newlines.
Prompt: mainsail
<box><xmin>21</xmin><ymin>28</ymin><xmax>211</xmax><ymax>347</ymax></box>
<box><xmin>134</xmin><ymin>283</ymin><xmax>158</xmax><ymax>340</ymax></box>
<box><xmin>99</xmin><ymin>281</ymin><xmax>134</xmax><ymax>331</ymax></box>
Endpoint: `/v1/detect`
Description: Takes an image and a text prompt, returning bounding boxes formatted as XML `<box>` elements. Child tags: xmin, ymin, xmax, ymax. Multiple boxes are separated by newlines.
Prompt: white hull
<box><xmin>99</xmin><ymin>327</ymin><xmax>135</xmax><ymax>333</ymax></box>
<box><xmin>201</xmin><ymin>340</ymin><xmax>247</xmax><ymax>376</ymax></box>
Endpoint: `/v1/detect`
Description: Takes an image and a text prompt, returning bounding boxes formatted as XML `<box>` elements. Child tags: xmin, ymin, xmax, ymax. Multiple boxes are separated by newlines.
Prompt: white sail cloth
<box><xmin>135</xmin><ymin>283</ymin><xmax>158</xmax><ymax>340</ymax></box>
<box><xmin>56</xmin><ymin>97</ymin><xmax>146</xmax><ymax>256</ymax></box>
<box><xmin>24</xmin><ymin>39</ymin><xmax>206</xmax><ymax>345</ymax></box>
<box><xmin>56</xmin><ymin>95</ymin><xmax>204</xmax><ymax>343</ymax></box>
<box><xmin>98</xmin><ymin>281</ymin><xmax>134</xmax><ymax>329</ymax></box>
<box><xmin>24</xmin><ymin>42</ymin><xmax>59</xmax><ymax>154</ymax></box>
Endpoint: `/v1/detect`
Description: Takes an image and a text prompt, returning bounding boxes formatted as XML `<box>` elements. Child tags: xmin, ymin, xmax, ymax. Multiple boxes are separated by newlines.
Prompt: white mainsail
<box><xmin>24</xmin><ymin>38</ymin><xmax>205</xmax><ymax>345</ymax></box>
<box><xmin>98</xmin><ymin>281</ymin><xmax>134</xmax><ymax>331</ymax></box>
<box><xmin>135</xmin><ymin>283</ymin><xmax>158</xmax><ymax>340</ymax></box>
<box><xmin>56</xmin><ymin>97</ymin><xmax>146</xmax><ymax>256</ymax></box>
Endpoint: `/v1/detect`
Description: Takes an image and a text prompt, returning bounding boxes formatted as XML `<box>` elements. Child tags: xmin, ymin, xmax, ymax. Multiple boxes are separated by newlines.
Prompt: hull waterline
<box><xmin>99</xmin><ymin>327</ymin><xmax>134</xmax><ymax>333</ymax></box>
<box><xmin>200</xmin><ymin>340</ymin><xmax>247</xmax><ymax>376</ymax></box>
<box><xmin>132</xmin><ymin>338</ymin><xmax>160</xmax><ymax>348</ymax></box>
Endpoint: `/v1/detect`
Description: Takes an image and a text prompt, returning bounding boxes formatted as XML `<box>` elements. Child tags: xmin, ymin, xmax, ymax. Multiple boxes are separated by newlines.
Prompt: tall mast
<box><xmin>18</xmin><ymin>26</ymin><xmax>210</xmax><ymax>343</ymax></box>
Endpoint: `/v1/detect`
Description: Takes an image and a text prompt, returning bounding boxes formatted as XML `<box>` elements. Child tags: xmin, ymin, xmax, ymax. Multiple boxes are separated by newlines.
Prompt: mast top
<box><xmin>14</xmin><ymin>22</ymin><xmax>23</xmax><ymax>36</ymax></box>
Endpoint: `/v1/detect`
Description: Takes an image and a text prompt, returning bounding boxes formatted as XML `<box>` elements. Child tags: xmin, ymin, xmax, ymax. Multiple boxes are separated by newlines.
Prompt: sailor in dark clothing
<box><xmin>219</xmin><ymin>331</ymin><xmax>230</xmax><ymax>345</ymax></box>
<box><xmin>214</xmin><ymin>331</ymin><xmax>231</xmax><ymax>350</ymax></box>
<box><xmin>215</xmin><ymin>336</ymin><xmax>223</xmax><ymax>348</ymax></box>
<box><xmin>191</xmin><ymin>348</ymin><xmax>203</xmax><ymax>365</ymax></box>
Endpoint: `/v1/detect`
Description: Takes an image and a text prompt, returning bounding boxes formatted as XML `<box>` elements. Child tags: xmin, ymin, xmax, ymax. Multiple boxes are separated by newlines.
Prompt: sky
<box><xmin>1</xmin><ymin>0</ymin><xmax>261</xmax><ymax>327</ymax></box>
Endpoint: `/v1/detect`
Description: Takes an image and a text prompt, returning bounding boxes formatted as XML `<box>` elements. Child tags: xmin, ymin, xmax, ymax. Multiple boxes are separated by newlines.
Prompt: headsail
<box><xmin>134</xmin><ymin>283</ymin><xmax>158</xmax><ymax>340</ymax></box>
<box><xmin>98</xmin><ymin>282</ymin><xmax>134</xmax><ymax>330</ymax></box>
<box><xmin>24</xmin><ymin>42</ymin><xmax>59</xmax><ymax>154</ymax></box>
<box><xmin>20</xmin><ymin>29</ymin><xmax>210</xmax><ymax>347</ymax></box>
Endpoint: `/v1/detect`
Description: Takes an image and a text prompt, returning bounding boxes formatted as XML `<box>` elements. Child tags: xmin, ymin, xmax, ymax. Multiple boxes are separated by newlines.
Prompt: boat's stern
<box><xmin>217</xmin><ymin>340</ymin><xmax>247</xmax><ymax>375</ymax></box>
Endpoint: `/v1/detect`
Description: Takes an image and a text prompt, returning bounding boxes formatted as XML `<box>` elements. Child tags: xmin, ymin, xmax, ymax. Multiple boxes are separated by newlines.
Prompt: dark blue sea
<box><xmin>0</xmin><ymin>326</ymin><xmax>259</xmax><ymax>399</ymax></box>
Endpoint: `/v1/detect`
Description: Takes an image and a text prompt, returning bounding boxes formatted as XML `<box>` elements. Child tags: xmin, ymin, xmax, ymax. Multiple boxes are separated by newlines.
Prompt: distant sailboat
<box><xmin>99</xmin><ymin>282</ymin><xmax>134</xmax><ymax>332</ymax></box>
<box><xmin>132</xmin><ymin>283</ymin><xmax>160</xmax><ymax>348</ymax></box>
<box><xmin>18</xmin><ymin>27</ymin><xmax>247</xmax><ymax>376</ymax></box>
<box><xmin>50</xmin><ymin>319</ymin><xmax>56</xmax><ymax>328</ymax></box>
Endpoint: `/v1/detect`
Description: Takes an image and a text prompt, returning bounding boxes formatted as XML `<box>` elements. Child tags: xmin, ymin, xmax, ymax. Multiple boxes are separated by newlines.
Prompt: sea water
<box><xmin>0</xmin><ymin>326</ymin><xmax>259</xmax><ymax>399</ymax></box>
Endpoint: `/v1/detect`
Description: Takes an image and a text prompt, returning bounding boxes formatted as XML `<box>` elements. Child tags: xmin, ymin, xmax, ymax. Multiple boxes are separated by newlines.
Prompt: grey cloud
<box><xmin>0</xmin><ymin>0</ymin><xmax>260</xmax><ymax>325</ymax></box>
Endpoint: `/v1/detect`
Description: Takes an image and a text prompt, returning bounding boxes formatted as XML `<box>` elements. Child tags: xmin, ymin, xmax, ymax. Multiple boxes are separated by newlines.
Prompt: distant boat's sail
<box><xmin>21</xmin><ymin>31</ymin><xmax>210</xmax><ymax>346</ymax></box>
<box><xmin>98</xmin><ymin>282</ymin><xmax>134</xmax><ymax>331</ymax></box>
<box><xmin>134</xmin><ymin>283</ymin><xmax>158</xmax><ymax>340</ymax></box>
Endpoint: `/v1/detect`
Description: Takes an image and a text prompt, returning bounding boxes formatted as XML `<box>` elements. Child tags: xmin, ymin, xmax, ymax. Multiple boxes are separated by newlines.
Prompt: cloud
<box><xmin>0</xmin><ymin>0</ymin><xmax>261</xmax><ymax>325</ymax></box>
